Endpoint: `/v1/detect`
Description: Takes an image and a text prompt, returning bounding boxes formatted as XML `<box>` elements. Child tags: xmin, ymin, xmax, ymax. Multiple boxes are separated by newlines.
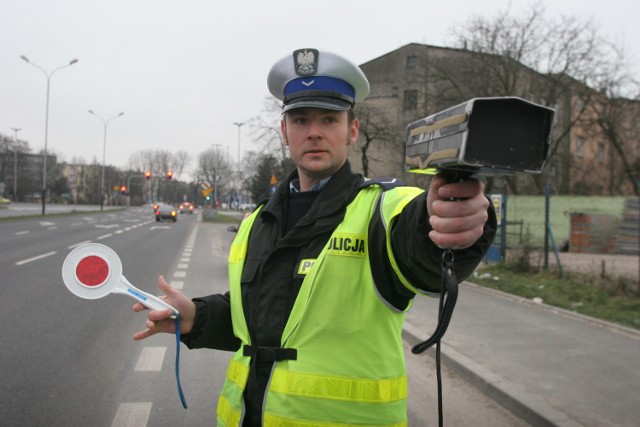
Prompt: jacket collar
<box><xmin>261</xmin><ymin>160</ymin><xmax>363</xmax><ymax>232</ymax></box>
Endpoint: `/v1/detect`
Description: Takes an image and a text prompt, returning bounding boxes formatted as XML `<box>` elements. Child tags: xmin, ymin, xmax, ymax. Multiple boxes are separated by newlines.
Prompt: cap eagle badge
<box><xmin>294</xmin><ymin>49</ymin><xmax>318</xmax><ymax>76</ymax></box>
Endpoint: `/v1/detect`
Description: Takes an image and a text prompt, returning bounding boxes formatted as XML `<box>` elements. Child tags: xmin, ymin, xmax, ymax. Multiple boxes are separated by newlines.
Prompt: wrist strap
<box><xmin>174</xmin><ymin>315</ymin><xmax>188</xmax><ymax>409</ymax></box>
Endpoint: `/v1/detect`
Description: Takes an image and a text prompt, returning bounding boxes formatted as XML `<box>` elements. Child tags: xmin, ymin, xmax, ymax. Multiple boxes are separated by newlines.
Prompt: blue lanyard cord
<box><xmin>174</xmin><ymin>314</ymin><xmax>188</xmax><ymax>409</ymax></box>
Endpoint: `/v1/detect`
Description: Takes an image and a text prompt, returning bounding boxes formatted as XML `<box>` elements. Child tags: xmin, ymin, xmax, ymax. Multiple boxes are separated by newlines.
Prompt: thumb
<box><xmin>157</xmin><ymin>275</ymin><xmax>181</xmax><ymax>307</ymax></box>
<box><xmin>157</xmin><ymin>275</ymin><xmax>173</xmax><ymax>295</ymax></box>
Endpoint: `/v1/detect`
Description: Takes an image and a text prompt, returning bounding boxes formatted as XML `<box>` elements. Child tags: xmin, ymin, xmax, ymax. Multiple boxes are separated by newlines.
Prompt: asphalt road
<box><xmin>0</xmin><ymin>207</ymin><xmax>528</xmax><ymax>426</ymax></box>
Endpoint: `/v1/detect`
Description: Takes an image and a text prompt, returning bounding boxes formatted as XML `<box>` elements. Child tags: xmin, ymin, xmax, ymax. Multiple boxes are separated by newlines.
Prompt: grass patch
<box><xmin>201</xmin><ymin>210</ymin><xmax>242</xmax><ymax>224</ymax></box>
<box><xmin>472</xmin><ymin>263</ymin><xmax>640</xmax><ymax>330</ymax></box>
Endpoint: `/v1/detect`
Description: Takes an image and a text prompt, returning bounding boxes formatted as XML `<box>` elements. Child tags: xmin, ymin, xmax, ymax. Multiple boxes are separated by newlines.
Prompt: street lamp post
<box><xmin>232</xmin><ymin>122</ymin><xmax>245</xmax><ymax>172</ymax></box>
<box><xmin>20</xmin><ymin>55</ymin><xmax>78</xmax><ymax>215</ymax></box>
<box><xmin>88</xmin><ymin>110</ymin><xmax>124</xmax><ymax>211</ymax></box>
<box><xmin>11</xmin><ymin>127</ymin><xmax>21</xmax><ymax>201</ymax></box>
<box><xmin>233</xmin><ymin>122</ymin><xmax>245</xmax><ymax>209</ymax></box>
<box><xmin>212</xmin><ymin>144</ymin><xmax>221</xmax><ymax>208</ymax></box>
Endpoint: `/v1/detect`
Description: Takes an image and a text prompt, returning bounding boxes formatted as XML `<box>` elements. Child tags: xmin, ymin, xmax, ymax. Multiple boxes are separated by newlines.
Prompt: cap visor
<box><xmin>283</xmin><ymin>97</ymin><xmax>352</xmax><ymax>113</ymax></box>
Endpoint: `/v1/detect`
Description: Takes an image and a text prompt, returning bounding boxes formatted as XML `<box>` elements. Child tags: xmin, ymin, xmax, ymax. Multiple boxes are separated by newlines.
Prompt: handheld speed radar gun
<box><xmin>405</xmin><ymin>96</ymin><xmax>555</xmax><ymax>177</ymax></box>
<box><xmin>406</xmin><ymin>96</ymin><xmax>555</xmax><ymax>357</ymax></box>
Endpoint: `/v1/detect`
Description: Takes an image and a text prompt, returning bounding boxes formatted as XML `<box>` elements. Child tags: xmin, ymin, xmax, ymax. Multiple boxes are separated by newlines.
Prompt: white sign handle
<box><xmin>113</xmin><ymin>276</ymin><xmax>178</xmax><ymax>319</ymax></box>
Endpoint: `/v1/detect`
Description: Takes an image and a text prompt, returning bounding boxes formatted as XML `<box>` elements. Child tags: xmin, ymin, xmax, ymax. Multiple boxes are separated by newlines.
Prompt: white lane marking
<box><xmin>95</xmin><ymin>224</ymin><xmax>119</xmax><ymax>229</ymax></box>
<box><xmin>172</xmin><ymin>281</ymin><xmax>184</xmax><ymax>290</ymax></box>
<box><xmin>48</xmin><ymin>226</ymin><xmax>57</xmax><ymax>230</ymax></box>
<box><xmin>111</xmin><ymin>402</ymin><xmax>152</xmax><ymax>427</ymax></box>
<box><xmin>16</xmin><ymin>231</ymin><xmax>29</xmax><ymax>235</ymax></box>
<box><xmin>15</xmin><ymin>251</ymin><xmax>57</xmax><ymax>266</ymax></box>
<box><xmin>180</xmin><ymin>257</ymin><xmax>190</xmax><ymax>263</ymax></box>
<box><xmin>97</xmin><ymin>233</ymin><xmax>113</xmax><ymax>240</ymax></box>
<box><xmin>115</xmin><ymin>230</ymin><xmax>124</xmax><ymax>234</ymax></box>
<box><xmin>134</xmin><ymin>347</ymin><xmax>166</xmax><ymax>371</ymax></box>
<box><xmin>177</xmin><ymin>263</ymin><xmax>189</xmax><ymax>269</ymax></box>
<box><xmin>173</xmin><ymin>271</ymin><xmax>186</xmax><ymax>278</ymax></box>
<box><xmin>68</xmin><ymin>240</ymin><xmax>92</xmax><ymax>249</ymax></box>
<box><xmin>40</xmin><ymin>221</ymin><xmax>55</xmax><ymax>226</ymax></box>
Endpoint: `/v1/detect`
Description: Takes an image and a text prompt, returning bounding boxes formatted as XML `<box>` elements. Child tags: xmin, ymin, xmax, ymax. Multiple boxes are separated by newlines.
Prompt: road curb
<box><xmin>403</xmin><ymin>322</ymin><xmax>584</xmax><ymax>427</ymax></box>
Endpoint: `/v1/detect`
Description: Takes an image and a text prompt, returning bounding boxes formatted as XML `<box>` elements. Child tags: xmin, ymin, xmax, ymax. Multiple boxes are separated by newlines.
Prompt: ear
<box><xmin>348</xmin><ymin>118</ymin><xmax>360</xmax><ymax>145</ymax></box>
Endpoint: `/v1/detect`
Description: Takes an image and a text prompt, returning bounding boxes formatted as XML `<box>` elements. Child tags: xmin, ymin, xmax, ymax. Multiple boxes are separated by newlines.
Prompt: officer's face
<box><xmin>281</xmin><ymin>108</ymin><xmax>359</xmax><ymax>189</ymax></box>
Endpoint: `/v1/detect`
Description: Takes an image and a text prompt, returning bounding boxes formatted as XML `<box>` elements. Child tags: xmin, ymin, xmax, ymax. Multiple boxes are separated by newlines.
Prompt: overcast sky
<box><xmin>1</xmin><ymin>0</ymin><xmax>638</xmax><ymax>178</ymax></box>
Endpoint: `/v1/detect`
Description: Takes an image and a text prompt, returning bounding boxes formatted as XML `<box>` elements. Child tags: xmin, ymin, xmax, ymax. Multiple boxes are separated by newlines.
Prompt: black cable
<box><xmin>412</xmin><ymin>250</ymin><xmax>458</xmax><ymax>427</ymax></box>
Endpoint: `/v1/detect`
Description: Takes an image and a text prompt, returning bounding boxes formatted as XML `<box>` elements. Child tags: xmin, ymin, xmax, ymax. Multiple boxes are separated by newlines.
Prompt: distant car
<box><xmin>0</xmin><ymin>197</ymin><xmax>11</xmax><ymax>205</ymax></box>
<box><xmin>155</xmin><ymin>204</ymin><xmax>177</xmax><ymax>222</ymax></box>
<box><xmin>179</xmin><ymin>202</ymin><xmax>194</xmax><ymax>214</ymax></box>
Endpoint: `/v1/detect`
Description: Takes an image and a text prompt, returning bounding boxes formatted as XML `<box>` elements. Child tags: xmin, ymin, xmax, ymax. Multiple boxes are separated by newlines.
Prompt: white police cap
<box><xmin>267</xmin><ymin>48</ymin><xmax>370</xmax><ymax>112</ymax></box>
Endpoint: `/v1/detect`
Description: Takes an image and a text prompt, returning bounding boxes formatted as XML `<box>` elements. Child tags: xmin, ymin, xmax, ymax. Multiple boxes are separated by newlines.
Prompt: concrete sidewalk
<box><xmin>403</xmin><ymin>281</ymin><xmax>640</xmax><ymax>427</ymax></box>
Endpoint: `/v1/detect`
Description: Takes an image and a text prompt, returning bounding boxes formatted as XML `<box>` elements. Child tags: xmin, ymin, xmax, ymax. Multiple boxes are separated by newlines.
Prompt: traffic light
<box><xmin>166</xmin><ymin>170</ymin><xmax>173</xmax><ymax>180</ymax></box>
<box><xmin>145</xmin><ymin>171</ymin><xmax>151</xmax><ymax>180</ymax></box>
<box><xmin>120</xmin><ymin>185</ymin><xmax>127</xmax><ymax>195</ymax></box>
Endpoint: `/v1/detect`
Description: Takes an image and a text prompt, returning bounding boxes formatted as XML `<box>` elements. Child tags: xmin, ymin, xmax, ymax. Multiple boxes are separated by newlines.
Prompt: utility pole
<box><xmin>11</xmin><ymin>127</ymin><xmax>21</xmax><ymax>200</ymax></box>
<box><xmin>233</xmin><ymin>122</ymin><xmax>245</xmax><ymax>209</ymax></box>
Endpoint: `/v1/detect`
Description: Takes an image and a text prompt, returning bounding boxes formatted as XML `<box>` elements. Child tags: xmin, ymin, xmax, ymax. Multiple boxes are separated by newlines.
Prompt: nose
<box><xmin>306</xmin><ymin>118</ymin><xmax>322</xmax><ymax>139</ymax></box>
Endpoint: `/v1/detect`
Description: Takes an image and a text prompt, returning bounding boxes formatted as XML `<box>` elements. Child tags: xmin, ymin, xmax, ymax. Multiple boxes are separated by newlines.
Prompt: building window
<box><xmin>575</xmin><ymin>137</ymin><xmax>584</xmax><ymax>158</ymax></box>
<box><xmin>406</xmin><ymin>55</ymin><xmax>418</xmax><ymax>68</ymax></box>
<box><xmin>403</xmin><ymin>90</ymin><xmax>418</xmax><ymax>111</ymax></box>
<box><xmin>597</xmin><ymin>143</ymin><xmax>605</xmax><ymax>163</ymax></box>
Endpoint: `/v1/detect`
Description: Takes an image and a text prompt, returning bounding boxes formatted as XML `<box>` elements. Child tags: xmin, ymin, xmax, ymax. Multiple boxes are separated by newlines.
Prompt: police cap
<box><xmin>267</xmin><ymin>48</ymin><xmax>370</xmax><ymax>113</ymax></box>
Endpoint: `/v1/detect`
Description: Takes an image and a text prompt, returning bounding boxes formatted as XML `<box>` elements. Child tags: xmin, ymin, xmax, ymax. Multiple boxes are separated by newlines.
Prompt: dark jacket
<box><xmin>182</xmin><ymin>161</ymin><xmax>497</xmax><ymax>426</ymax></box>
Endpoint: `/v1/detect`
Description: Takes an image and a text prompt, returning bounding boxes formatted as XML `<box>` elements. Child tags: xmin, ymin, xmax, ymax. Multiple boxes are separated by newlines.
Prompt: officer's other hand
<box><xmin>132</xmin><ymin>275</ymin><xmax>196</xmax><ymax>340</ymax></box>
<box><xmin>426</xmin><ymin>174</ymin><xmax>489</xmax><ymax>249</ymax></box>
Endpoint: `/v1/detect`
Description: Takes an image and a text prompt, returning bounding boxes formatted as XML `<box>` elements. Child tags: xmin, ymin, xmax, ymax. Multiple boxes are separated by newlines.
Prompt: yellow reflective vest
<box><xmin>219</xmin><ymin>184</ymin><xmax>425</xmax><ymax>426</ymax></box>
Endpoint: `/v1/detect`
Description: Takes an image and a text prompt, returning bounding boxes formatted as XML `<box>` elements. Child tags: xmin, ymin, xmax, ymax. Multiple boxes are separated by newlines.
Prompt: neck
<box><xmin>297</xmin><ymin>161</ymin><xmax>346</xmax><ymax>191</ymax></box>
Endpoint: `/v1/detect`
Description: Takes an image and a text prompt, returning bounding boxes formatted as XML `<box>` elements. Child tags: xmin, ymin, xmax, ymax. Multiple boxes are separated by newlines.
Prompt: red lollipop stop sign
<box><xmin>61</xmin><ymin>243</ymin><xmax>187</xmax><ymax>410</ymax></box>
<box><xmin>62</xmin><ymin>243</ymin><xmax>177</xmax><ymax>317</ymax></box>
<box><xmin>76</xmin><ymin>255</ymin><xmax>110</xmax><ymax>286</ymax></box>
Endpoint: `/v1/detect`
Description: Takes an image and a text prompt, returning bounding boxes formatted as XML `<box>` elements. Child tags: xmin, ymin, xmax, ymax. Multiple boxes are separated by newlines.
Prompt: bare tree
<box><xmin>247</xmin><ymin>96</ymin><xmax>288</xmax><ymax>162</ymax></box>
<box><xmin>127</xmin><ymin>149</ymin><xmax>190</xmax><ymax>180</ymax></box>
<box><xmin>0</xmin><ymin>132</ymin><xmax>32</xmax><ymax>200</ymax></box>
<box><xmin>354</xmin><ymin>104</ymin><xmax>403</xmax><ymax>178</ymax></box>
<box><xmin>196</xmin><ymin>146</ymin><xmax>234</xmax><ymax>197</ymax></box>
<box><xmin>597</xmin><ymin>98</ymin><xmax>640</xmax><ymax>196</ymax></box>
<box><xmin>441</xmin><ymin>2</ymin><xmax>639</xmax><ymax>194</ymax></box>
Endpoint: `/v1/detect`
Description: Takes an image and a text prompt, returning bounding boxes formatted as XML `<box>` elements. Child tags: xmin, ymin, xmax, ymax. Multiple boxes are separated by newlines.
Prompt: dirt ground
<box><xmin>529</xmin><ymin>251</ymin><xmax>639</xmax><ymax>282</ymax></box>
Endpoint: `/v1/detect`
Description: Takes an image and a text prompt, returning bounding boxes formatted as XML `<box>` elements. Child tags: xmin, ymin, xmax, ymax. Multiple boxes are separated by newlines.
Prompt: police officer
<box><xmin>133</xmin><ymin>48</ymin><xmax>496</xmax><ymax>426</ymax></box>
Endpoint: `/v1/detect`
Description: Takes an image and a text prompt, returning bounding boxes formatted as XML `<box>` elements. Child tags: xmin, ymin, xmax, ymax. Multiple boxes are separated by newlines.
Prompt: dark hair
<box><xmin>347</xmin><ymin>107</ymin><xmax>355</xmax><ymax>123</ymax></box>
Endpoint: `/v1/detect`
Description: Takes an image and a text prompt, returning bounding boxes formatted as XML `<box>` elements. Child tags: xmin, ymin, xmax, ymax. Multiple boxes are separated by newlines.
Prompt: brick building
<box><xmin>348</xmin><ymin>43</ymin><xmax>639</xmax><ymax>196</ymax></box>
